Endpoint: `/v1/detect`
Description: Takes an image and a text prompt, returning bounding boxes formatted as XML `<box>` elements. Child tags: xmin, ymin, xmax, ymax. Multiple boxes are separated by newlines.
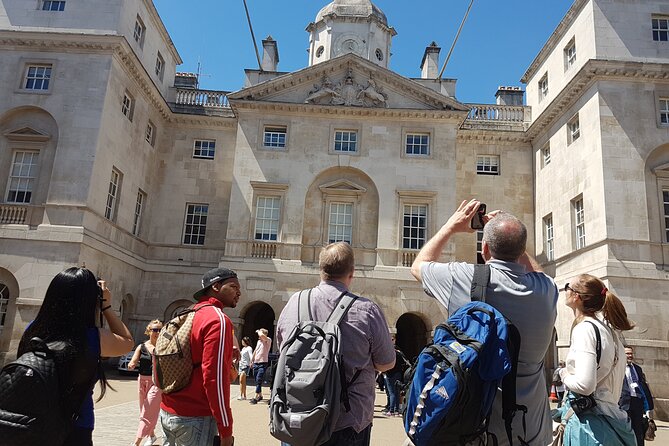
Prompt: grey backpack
<box><xmin>270</xmin><ymin>289</ymin><xmax>358</xmax><ymax>446</ymax></box>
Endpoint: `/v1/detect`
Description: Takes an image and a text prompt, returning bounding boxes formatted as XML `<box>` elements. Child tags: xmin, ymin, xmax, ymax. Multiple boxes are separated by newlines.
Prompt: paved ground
<box><xmin>94</xmin><ymin>374</ymin><xmax>669</xmax><ymax>445</ymax></box>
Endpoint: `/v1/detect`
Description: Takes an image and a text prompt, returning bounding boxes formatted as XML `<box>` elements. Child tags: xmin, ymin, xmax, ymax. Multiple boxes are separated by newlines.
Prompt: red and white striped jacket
<box><xmin>160</xmin><ymin>297</ymin><xmax>234</xmax><ymax>438</ymax></box>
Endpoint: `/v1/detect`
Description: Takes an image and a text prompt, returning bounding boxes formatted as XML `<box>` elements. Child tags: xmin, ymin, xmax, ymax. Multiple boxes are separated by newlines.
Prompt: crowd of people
<box><xmin>7</xmin><ymin>199</ymin><xmax>658</xmax><ymax>446</ymax></box>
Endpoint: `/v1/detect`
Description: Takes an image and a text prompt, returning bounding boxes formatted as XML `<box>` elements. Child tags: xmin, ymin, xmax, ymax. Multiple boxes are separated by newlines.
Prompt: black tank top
<box><xmin>138</xmin><ymin>343</ymin><xmax>153</xmax><ymax>376</ymax></box>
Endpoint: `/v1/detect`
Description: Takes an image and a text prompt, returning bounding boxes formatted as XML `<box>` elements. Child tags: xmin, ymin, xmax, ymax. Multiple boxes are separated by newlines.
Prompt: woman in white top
<box><xmin>556</xmin><ymin>273</ymin><xmax>636</xmax><ymax>445</ymax></box>
<box><xmin>237</xmin><ymin>336</ymin><xmax>253</xmax><ymax>400</ymax></box>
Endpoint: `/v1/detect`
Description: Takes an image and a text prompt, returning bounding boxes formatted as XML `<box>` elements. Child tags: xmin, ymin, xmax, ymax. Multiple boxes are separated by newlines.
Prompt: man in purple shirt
<box><xmin>276</xmin><ymin>242</ymin><xmax>396</xmax><ymax>446</ymax></box>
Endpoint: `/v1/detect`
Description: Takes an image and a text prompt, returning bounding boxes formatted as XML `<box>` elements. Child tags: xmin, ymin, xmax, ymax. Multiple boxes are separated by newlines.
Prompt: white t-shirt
<box><xmin>239</xmin><ymin>345</ymin><xmax>252</xmax><ymax>369</ymax></box>
<box><xmin>561</xmin><ymin>316</ymin><xmax>627</xmax><ymax>420</ymax></box>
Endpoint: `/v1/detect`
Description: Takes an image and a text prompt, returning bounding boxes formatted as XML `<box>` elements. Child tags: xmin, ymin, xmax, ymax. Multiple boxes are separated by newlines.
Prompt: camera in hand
<box><xmin>570</xmin><ymin>393</ymin><xmax>597</xmax><ymax>415</ymax></box>
<box><xmin>470</xmin><ymin>203</ymin><xmax>486</xmax><ymax>230</ymax></box>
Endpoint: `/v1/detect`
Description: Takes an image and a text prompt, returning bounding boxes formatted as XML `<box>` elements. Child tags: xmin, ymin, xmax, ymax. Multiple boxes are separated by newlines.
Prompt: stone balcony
<box><xmin>461</xmin><ymin>104</ymin><xmax>531</xmax><ymax>131</ymax></box>
<box><xmin>169</xmin><ymin>88</ymin><xmax>233</xmax><ymax>117</ymax></box>
<box><xmin>0</xmin><ymin>204</ymin><xmax>43</xmax><ymax>226</ymax></box>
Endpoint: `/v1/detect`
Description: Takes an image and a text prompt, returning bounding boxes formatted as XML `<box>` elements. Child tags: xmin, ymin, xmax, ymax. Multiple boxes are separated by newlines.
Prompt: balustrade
<box><xmin>0</xmin><ymin>204</ymin><xmax>27</xmax><ymax>224</ymax></box>
<box><xmin>466</xmin><ymin>104</ymin><xmax>527</xmax><ymax>123</ymax></box>
<box><xmin>401</xmin><ymin>251</ymin><xmax>418</xmax><ymax>267</ymax></box>
<box><xmin>251</xmin><ymin>241</ymin><xmax>278</xmax><ymax>259</ymax></box>
<box><xmin>175</xmin><ymin>88</ymin><xmax>230</xmax><ymax>108</ymax></box>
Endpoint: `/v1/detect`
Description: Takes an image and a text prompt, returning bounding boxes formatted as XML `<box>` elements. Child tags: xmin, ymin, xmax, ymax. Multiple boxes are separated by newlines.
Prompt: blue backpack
<box><xmin>404</xmin><ymin>265</ymin><xmax>527</xmax><ymax>446</ymax></box>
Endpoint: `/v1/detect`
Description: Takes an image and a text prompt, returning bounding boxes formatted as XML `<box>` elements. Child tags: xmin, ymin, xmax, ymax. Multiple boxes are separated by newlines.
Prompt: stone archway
<box><xmin>164</xmin><ymin>299</ymin><xmax>194</xmax><ymax>322</ymax></box>
<box><xmin>241</xmin><ymin>301</ymin><xmax>276</xmax><ymax>350</ymax></box>
<box><xmin>396</xmin><ymin>312</ymin><xmax>428</xmax><ymax>362</ymax></box>
<box><xmin>0</xmin><ymin>268</ymin><xmax>20</xmax><ymax>361</ymax></box>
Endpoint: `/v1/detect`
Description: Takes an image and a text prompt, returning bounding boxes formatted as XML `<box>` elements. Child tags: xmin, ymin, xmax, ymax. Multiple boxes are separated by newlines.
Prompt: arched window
<box><xmin>0</xmin><ymin>283</ymin><xmax>10</xmax><ymax>332</ymax></box>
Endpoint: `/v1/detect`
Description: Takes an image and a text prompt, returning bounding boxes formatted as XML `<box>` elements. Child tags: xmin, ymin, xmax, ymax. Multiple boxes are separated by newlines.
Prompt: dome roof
<box><xmin>315</xmin><ymin>0</ymin><xmax>388</xmax><ymax>26</ymax></box>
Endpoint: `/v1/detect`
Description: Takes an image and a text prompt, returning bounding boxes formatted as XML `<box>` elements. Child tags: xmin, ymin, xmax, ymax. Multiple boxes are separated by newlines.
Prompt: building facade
<box><xmin>0</xmin><ymin>0</ymin><xmax>667</xmax><ymax>416</ymax></box>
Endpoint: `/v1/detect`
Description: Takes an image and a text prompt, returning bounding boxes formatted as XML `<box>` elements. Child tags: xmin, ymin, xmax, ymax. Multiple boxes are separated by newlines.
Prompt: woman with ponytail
<box><xmin>552</xmin><ymin>274</ymin><xmax>636</xmax><ymax>445</ymax></box>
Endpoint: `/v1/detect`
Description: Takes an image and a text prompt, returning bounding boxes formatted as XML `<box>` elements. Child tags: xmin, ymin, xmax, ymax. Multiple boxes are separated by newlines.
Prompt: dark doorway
<box><xmin>396</xmin><ymin>313</ymin><xmax>428</xmax><ymax>362</ymax></box>
<box><xmin>241</xmin><ymin>302</ymin><xmax>276</xmax><ymax>351</ymax></box>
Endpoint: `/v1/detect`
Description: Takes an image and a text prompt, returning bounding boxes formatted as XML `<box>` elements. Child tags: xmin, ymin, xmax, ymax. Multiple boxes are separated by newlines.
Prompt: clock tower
<box><xmin>306</xmin><ymin>0</ymin><xmax>396</xmax><ymax>68</ymax></box>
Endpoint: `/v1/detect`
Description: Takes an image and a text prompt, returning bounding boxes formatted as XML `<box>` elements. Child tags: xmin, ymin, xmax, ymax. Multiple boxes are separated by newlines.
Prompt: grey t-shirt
<box><xmin>421</xmin><ymin>259</ymin><xmax>558</xmax><ymax>446</ymax></box>
<box><xmin>276</xmin><ymin>280</ymin><xmax>395</xmax><ymax>433</ymax></box>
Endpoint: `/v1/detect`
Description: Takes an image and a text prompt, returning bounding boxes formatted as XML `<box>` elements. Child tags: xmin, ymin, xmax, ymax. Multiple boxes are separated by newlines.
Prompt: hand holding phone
<box><xmin>470</xmin><ymin>203</ymin><xmax>486</xmax><ymax>230</ymax></box>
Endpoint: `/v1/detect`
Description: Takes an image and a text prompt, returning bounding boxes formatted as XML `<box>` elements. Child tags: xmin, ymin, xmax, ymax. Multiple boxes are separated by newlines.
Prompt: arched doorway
<box><xmin>164</xmin><ymin>299</ymin><xmax>194</xmax><ymax>322</ymax></box>
<box><xmin>396</xmin><ymin>313</ymin><xmax>428</xmax><ymax>362</ymax></box>
<box><xmin>241</xmin><ymin>302</ymin><xmax>276</xmax><ymax>350</ymax></box>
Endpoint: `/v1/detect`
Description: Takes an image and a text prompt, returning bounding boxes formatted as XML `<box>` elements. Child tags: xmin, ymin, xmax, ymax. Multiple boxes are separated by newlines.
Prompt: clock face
<box><xmin>334</xmin><ymin>35</ymin><xmax>364</xmax><ymax>56</ymax></box>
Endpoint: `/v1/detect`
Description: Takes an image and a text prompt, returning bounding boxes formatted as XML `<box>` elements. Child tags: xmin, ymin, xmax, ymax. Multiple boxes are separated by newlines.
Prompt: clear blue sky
<box><xmin>155</xmin><ymin>0</ymin><xmax>574</xmax><ymax>104</ymax></box>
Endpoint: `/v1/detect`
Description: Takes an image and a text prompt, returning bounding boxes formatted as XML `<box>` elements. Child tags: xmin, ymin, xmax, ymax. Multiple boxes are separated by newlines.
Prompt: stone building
<box><xmin>0</xmin><ymin>0</ymin><xmax>667</xmax><ymax>416</ymax></box>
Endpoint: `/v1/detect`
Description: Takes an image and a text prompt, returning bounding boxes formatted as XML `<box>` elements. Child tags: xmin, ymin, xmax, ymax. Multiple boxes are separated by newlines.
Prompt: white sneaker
<box><xmin>143</xmin><ymin>436</ymin><xmax>157</xmax><ymax>446</ymax></box>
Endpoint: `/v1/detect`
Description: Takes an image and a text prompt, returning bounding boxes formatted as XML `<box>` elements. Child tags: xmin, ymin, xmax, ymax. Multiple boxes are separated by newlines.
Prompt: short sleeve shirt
<box><xmin>276</xmin><ymin>281</ymin><xmax>395</xmax><ymax>433</ymax></box>
<box><xmin>421</xmin><ymin>260</ymin><xmax>558</xmax><ymax>446</ymax></box>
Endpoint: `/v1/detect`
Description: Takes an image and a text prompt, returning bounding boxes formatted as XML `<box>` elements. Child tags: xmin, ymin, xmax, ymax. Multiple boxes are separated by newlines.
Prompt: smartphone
<box><xmin>470</xmin><ymin>203</ymin><xmax>486</xmax><ymax>230</ymax></box>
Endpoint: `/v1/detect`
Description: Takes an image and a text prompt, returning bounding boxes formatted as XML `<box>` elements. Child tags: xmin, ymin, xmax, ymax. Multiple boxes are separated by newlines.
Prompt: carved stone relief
<box><xmin>305</xmin><ymin>69</ymin><xmax>388</xmax><ymax>108</ymax></box>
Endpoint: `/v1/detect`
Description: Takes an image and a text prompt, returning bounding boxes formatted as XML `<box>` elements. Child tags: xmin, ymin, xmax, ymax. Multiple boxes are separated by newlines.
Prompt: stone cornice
<box><xmin>169</xmin><ymin>114</ymin><xmax>237</xmax><ymax>129</ymax></box>
<box><xmin>228</xmin><ymin>53</ymin><xmax>470</xmax><ymax>112</ymax></box>
<box><xmin>143</xmin><ymin>0</ymin><xmax>182</xmax><ymax>64</ymax></box>
<box><xmin>526</xmin><ymin>59</ymin><xmax>669</xmax><ymax>140</ymax></box>
<box><xmin>0</xmin><ymin>30</ymin><xmax>122</xmax><ymax>53</ymax></box>
<box><xmin>457</xmin><ymin>130</ymin><xmax>531</xmax><ymax>145</ymax></box>
<box><xmin>230</xmin><ymin>99</ymin><xmax>467</xmax><ymax>121</ymax></box>
<box><xmin>520</xmin><ymin>0</ymin><xmax>590</xmax><ymax>83</ymax></box>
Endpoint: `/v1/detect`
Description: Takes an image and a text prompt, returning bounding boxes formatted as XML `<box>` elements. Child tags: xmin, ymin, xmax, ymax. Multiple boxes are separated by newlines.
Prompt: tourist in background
<box><xmin>128</xmin><ymin>319</ymin><xmax>163</xmax><ymax>446</ymax></box>
<box><xmin>237</xmin><ymin>336</ymin><xmax>253</xmax><ymax>400</ymax></box>
<box><xmin>553</xmin><ymin>360</ymin><xmax>566</xmax><ymax>408</ymax></box>
<box><xmin>619</xmin><ymin>346</ymin><xmax>654</xmax><ymax>446</ymax></box>
<box><xmin>249</xmin><ymin>328</ymin><xmax>272</xmax><ymax>404</ymax></box>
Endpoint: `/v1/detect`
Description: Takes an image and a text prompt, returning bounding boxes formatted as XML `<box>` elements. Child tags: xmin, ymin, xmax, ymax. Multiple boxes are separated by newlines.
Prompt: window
<box><xmin>402</xmin><ymin>204</ymin><xmax>427</xmax><ymax>250</ymax></box>
<box><xmin>105</xmin><ymin>169</ymin><xmax>121</xmax><ymax>221</ymax></box>
<box><xmin>132</xmin><ymin>190</ymin><xmax>146</xmax><ymax>236</ymax></box>
<box><xmin>542</xmin><ymin>142</ymin><xmax>551</xmax><ymax>167</ymax></box>
<box><xmin>405</xmin><ymin>133</ymin><xmax>430</xmax><ymax>156</ymax></box>
<box><xmin>193</xmin><ymin>139</ymin><xmax>215</xmax><ymax>159</ymax></box>
<box><xmin>660</xmin><ymin>98</ymin><xmax>669</xmax><ymax>125</ymax></box>
<box><xmin>0</xmin><ymin>283</ymin><xmax>9</xmax><ymax>331</ymax></box>
<box><xmin>155</xmin><ymin>52</ymin><xmax>165</xmax><ymax>80</ymax></box>
<box><xmin>263</xmin><ymin>126</ymin><xmax>287</xmax><ymax>149</ymax></box>
<box><xmin>334</xmin><ymin>130</ymin><xmax>357</xmax><ymax>153</ymax></box>
<box><xmin>544</xmin><ymin>214</ymin><xmax>554</xmax><ymax>261</ymax></box>
<box><xmin>573</xmin><ymin>197</ymin><xmax>585</xmax><ymax>249</ymax></box>
<box><xmin>183</xmin><ymin>203</ymin><xmax>208</xmax><ymax>245</ymax></box>
<box><xmin>133</xmin><ymin>16</ymin><xmax>146</xmax><ymax>48</ymax></box>
<box><xmin>567</xmin><ymin>114</ymin><xmax>580</xmax><ymax>144</ymax></box>
<box><xmin>652</xmin><ymin>15</ymin><xmax>669</xmax><ymax>42</ymax></box>
<box><xmin>6</xmin><ymin>151</ymin><xmax>39</xmax><ymax>203</ymax></box>
<box><xmin>476</xmin><ymin>230</ymin><xmax>484</xmax><ymax>264</ymax></box>
<box><xmin>663</xmin><ymin>189</ymin><xmax>669</xmax><ymax>242</ymax></box>
<box><xmin>42</xmin><ymin>1</ymin><xmax>65</xmax><ymax>11</ymax></box>
<box><xmin>23</xmin><ymin>65</ymin><xmax>52</xmax><ymax>91</ymax></box>
<box><xmin>254</xmin><ymin>196</ymin><xmax>280</xmax><ymax>241</ymax></box>
<box><xmin>121</xmin><ymin>92</ymin><xmax>134</xmax><ymax>121</ymax></box>
<box><xmin>476</xmin><ymin>155</ymin><xmax>500</xmax><ymax>175</ymax></box>
<box><xmin>145</xmin><ymin>121</ymin><xmax>156</xmax><ymax>146</ymax></box>
<box><xmin>328</xmin><ymin>202</ymin><xmax>353</xmax><ymax>243</ymax></box>
<box><xmin>538</xmin><ymin>73</ymin><xmax>549</xmax><ymax>102</ymax></box>
<box><xmin>564</xmin><ymin>39</ymin><xmax>576</xmax><ymax>70</ymax></box>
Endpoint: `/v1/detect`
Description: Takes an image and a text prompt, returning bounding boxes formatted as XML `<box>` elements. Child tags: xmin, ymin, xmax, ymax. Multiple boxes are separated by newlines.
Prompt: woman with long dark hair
<box><xmin>554</xmin><ymin>274</ymin><xmax>636</xmax><ymax>445</ymax></box>
<box><xmin>18</xmin><ymin>267</ymin><xmax>134</xmax><ymax>446</ymax></box>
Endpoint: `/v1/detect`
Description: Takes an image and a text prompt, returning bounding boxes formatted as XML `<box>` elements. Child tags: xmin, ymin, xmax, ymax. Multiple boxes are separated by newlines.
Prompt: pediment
<box><xmin>319</xmin><ymin>179</ymin><xmax>367</xmax><ymax>196</ymax></box>
<box><xmin>229</xmin><ymin>54</ymin><xmax>469</xmax><ymax>112</ymax></box>
<box><xmin>4</xmin><ymin>126</ymin><xmax>51</xmax><ymax>142</ymax></box>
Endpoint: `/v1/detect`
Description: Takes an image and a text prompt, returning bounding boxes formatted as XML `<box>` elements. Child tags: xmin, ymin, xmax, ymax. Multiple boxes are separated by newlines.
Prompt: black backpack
<box><xmin>0</xmin><ymin>337</ymin><xmax>98</xmax><ymax>446</ymax></box>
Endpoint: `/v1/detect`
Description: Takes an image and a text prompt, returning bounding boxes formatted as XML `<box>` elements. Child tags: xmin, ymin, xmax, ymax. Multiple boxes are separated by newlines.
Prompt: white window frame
<box><xmin>263</xmin><ymin>126</ymin><xmax>287</xmax><ymax>149</ymax></box>
<box><xmin>567</xmin><ymin>114</ymin><xmax>580</xmax><ymax>145</ymax></box>
<box><xmin>652</xmin><ymin>15</ymin><xmax>669</xmax><ymax>42</ymax></box>
<box><xmin>41</xmin><ymin>0</ymin><xmax>65</xmax><ymax>11</ymax></box>
<box><xmin>476</xmin><ymin>155</ymin><xmax>500</xmax><ymax>175</ymax></box>
<box><xmin>544</xmin><ymin>214</ymin><xmax>554</xmax><ymax>261</ymax></box>
<box><xmin>23</xmin><ymin>64</ymin><xmax>52</xmax><ymax>91</ymax></box>
<box><xmin>6</xmin><ymin>150</ymin><xmax>39</xmax><ymax>204</ymax></box>
<box><xmin>663</xmin><ymin>188</ymin><xmax>669</xmax><ymax>243</ymax></box>
<box><xmin>145</xmin><ymin>121</ymin><xmax>156</xmax><ymax>146</ymax></box>
<box><xmin>155</xmin><ymin>52</ymin><xmax>165</xmax><ymax>81</ymax></box>
<box><xmin>121</xmin><ymin>92</ymin><xmax>134</xmax><ymax>121</ymax></box>
<box><xmin>328</xmin><ymin>202</ymin><xmax>353</xmax><ymax>244</ymax></box>
<box><xmin>183</xmin><ymin>203</ymin><xmax>208</xmax><ymax>246</ymax></box>
<box><xmin>254</xmin><ymin>196</ymin><xmax>281</xmax><ymax>241</ymax></box>
<box><xmin>132</xmin><ymin>190</ymin><xmax>146</xmax><ymax>236</ymax></box>
<box><xmin>541</xmin><ymin>142</ymin><xmax>551</xmax><ymax>168</ymax></box>
<box><xmin>0</xmin><ymin>283</ymin><xmax>9</xmax><ymax>332</ymax></box>
<box><xmin>402</xmin><ymin>204</ymin><xmax>428</xmax><ymax>250</ymax></box>
<box><xmin>105</xmin><ymin>168</ymin><xmax>121</xmax><ymax>221</ymax></box>
<box><xmin>133</xmin><ymin>16</ymin><xmax>146</xmax><ymax>48</ymax></box>
<box><xmin>405</xmin><ymin>133</ymin><xmax>430</xmax><ymax>156</ymax></box>
<box><xmin>572</xmin><ymin>196</ymin><xmax>586</xmax><ymax>250</ymax></box>
<box><xmin>538</xmin><ymin>73</ymin><xmax>549</xmax><ymax>102</ymax></box>
<box><xmin>564</xmin><ymin>38</ymin><xmax>576</xmax><ymax>71</ymax></box>
<box><xmin>193</xmin><ymin>139</ymin><xmax>216</xmax><ymax>159</ymax></box>
<box><xmin>333</xmin><ymin>130</ymin><xmax>358</xmax><ymax>153</ymax></box>
<box><xmin>660</xmin><ymin>97</ymin><xmax>669</xmax><ymax>126</ymax></box>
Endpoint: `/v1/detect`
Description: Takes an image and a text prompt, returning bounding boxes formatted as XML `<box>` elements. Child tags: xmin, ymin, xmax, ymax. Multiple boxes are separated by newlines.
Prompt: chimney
<box><xmin>420</xmin><ymin>42</ymin><xmax>440</xmax><ymax>79</ymax></box>
<box><xmin>495</xmin><ymin>86</ymin><xmax>524</xmax><ymax>106</ymax></box>
<box><xmin>261</xmin><ymin>35</ymin><xmax>279</xmax><ymax>72</ymax></box>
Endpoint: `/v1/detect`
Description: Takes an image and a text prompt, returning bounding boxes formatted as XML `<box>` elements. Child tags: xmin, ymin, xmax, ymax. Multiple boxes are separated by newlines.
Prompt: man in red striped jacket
<box><xmin>160</xmin><ymin>267</ymin><xmax>240</xmax><ymax>446</ymax></box>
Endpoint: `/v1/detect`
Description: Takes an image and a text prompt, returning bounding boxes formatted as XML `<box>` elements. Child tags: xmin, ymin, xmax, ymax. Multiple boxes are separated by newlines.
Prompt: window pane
<box><xmin>402</xmin><ymin>205</ymin><xmax>427</xmax><ymax>249</ymax></box>
<box><xmin>184</xmin><ymin>203</ymin><xmax>208</xmax><ymax>245</ymax></box>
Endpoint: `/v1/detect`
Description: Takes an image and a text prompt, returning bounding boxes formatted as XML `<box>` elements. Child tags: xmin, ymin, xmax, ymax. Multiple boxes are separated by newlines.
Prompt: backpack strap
<box><xmin>471</xmin><ymin>264</ymin><xmax>491</xmax><ymax>302</ymax></box>
<box><xmin>326</xmin><ymin>291</ymin><xmax>358</xmax><ymax>326</ymax></box>
<box><xmin>297</xmin><ymin>289</ymin><xmax>313</xmax><ymax>322</ymax></box>
<box><xmin>502</xmin><ymin>323</ymin><xmax>529</xmax><ymax>446</ymax></box>
<box><xmin>584</xmin><ymin>320</ymin><xmax>602</xmax><ymax>366</ymax></box>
